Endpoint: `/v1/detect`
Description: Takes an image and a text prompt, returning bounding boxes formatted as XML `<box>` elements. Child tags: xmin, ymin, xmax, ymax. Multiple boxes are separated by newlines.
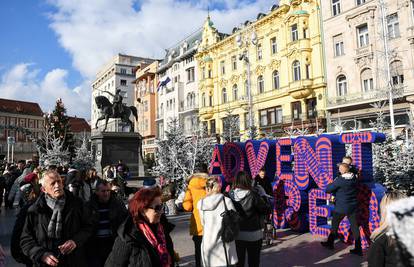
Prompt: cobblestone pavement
<box><xmin>1</xmin><ymin>208</ymin><xmax>367</xmax><ymax>267</ymax></box>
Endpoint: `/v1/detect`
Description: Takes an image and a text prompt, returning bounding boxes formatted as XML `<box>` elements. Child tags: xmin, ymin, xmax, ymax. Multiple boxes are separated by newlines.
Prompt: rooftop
<box><xmin>0</xmin><ymin>98</ymin><xmax>43</xmax><ymax>117</ymax></box>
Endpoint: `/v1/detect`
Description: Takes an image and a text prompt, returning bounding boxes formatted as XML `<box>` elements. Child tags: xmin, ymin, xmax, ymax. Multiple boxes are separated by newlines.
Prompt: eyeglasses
<box><xmin>148</xmin><ymin>204</ymin><xmax>164</xmax><ymax>213</ymax></box>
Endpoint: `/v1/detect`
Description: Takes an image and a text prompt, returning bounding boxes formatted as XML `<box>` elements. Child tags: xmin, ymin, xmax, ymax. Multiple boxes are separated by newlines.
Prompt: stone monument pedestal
<box><xmin>91</xmin><ymin>132</ymin><xmax>145</xmax><ymax>177</ymax></box>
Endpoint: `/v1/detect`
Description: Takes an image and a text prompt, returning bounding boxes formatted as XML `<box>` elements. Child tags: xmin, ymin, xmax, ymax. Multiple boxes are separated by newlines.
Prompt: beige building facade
<box><xmin>322</xmin><ymin>0</ymin><xmax>414</xmax><ymax>132</ymax></box>
<box><xmin>133</xmin><ymin>61</ymin><xmax>159</xmax><ymax>158</ymax></box>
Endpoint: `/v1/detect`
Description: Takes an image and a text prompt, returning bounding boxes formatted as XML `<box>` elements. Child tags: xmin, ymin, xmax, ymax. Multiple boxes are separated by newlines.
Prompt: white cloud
<box><xmin>1</xmin><ymin>0</ymin><xmax>275</xmax><ymax>119</ymax></box>
<box><xmin>0</xmin><ymin>63</ymin><xmax>90</xmax><ymax>118</ymax></box>
<box><xmin>47</xmin><ymin>0</ymin><xmax>276</xmax><ymax>79</ymax></box>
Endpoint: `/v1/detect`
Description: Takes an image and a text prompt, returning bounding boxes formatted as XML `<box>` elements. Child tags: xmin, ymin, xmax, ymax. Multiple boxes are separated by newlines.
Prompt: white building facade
<box><xmin>156</xmin><ymin>30</ymin><xmax>202</xmax><ymax>139</ymax></box>
<box><xmin>91</xmin><ymin>54</ymin><xmax>154</xmax><ymax>133</ymax></box>
<box><xmin>322</xmin><ymin>0</ymin><xmax>414</xmax><ymax>132</ymax></box>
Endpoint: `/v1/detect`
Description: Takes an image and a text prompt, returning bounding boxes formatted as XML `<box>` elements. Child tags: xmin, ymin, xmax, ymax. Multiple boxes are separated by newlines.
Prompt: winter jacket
<box><xmin>325</xmin><ymin>172</ymin><xmax>358</xmax><ymax>214</ymax></box>
<box><xmin>8</xmin><ymin>168</ymin><xmax>30</xmax><ymax>203</ymax></box>
<box><xmin>367</xmin><ymin>232</ymin><xmax>399</xmax><ymax>267</ymax></box>
<box><xmin>20</xmin><ymin>191</ymin><xmax>93</xmax><ymax>267</ymax></box>
<box><xmin>197</xmin><ymin>193</ymin><xmax>238</xmax><ymax>267</ymax></box>
<box><xmin>104</xmin><ymin>215</ymin><xmax>175</xmax><ymax>267</ymax></box>
<box><xmin>11</xmin><ymin>202</ymin><xmax>33</xmax><ymax>266</ymax></box>
<box><xmin>253</xmin><ymin>175</ymin><xmax>273</xmax><ymax>196</ymax></box>
<box><xmin>230</xmin><ymin>188</ymin><xmax>271</xmax><ymax>241</ymax></box>
<box><xmin>86</xmin><ymin>193</ymin><xmax>128</xmax><ymax>239</ymax></box>
<box><xmin>182</xmin><ymin>173</ymin><xmax>208</xmax><ymax>236</ymax></box>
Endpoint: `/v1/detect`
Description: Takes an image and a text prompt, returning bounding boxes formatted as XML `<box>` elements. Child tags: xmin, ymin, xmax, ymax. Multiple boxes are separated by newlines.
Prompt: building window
<box><xmin>356</xmin><ymin>0</ymin><xmax>366</xmax><ymax>5</ymax></box>
<box><xmin>333</xmin><ymin>34</ymin><xmax>344</xmax><ymax>56</ymax></box>
<box><xmin>186</xmin><ymin>67</ymin><xmax>195</xmax><ymax>83</ymax></box>
<box><xmin>293</xmin><ymin>60</ymin><xmax>301</xmax><ymax>81</ymax></box>
<box><xmin>307</xmin><ymin>98</ymin><xmax>317</xmax><ymax>119</ymax></box>
<box><xmin>273</xmin><ymin>70</ymin><xmax>280</xmax><ymax>89</ymax></box>
<box><xmin>305</xmin><ymin>64</ymin><xmax>311</xmax><ymax>79</ymax></box>
<box><xmin>209</xmin><ymin>95</ymin><xmax>213</xmax><ymax>106</ymax></box>
<box><xmin>257</xmin><ymin>75</ymin><xmax>264</xmax><ymax>93</ymax></box>
<box><xmin>387</xmin><ymin>13</ymin><xmax>400</xmax><ymax>39</ymax></box>
<box><xmin>208</xmin><ymin>69</ymin><xmax>212</xmax><ymax>78</ymax></box>
<box><xmin>390</xmin><ymin>60</ymin><xmax>404</xmax><ymax>86</ymax></box>
<box><xmin>232</xmin><ymin>56</ymin><xmax>237</xmax><ymax>70</ymax></box>
<box><xmin>233</xmin><ymin>84</ymin><xmax>238</xmax><ymax>101</ymax></box>
<box><xmin>259</xmin><ymin>106</ymin><xmax>283</xmax><ymax>126</ymax></box>
<box><xmin>276</xmin><ymin>107</ymin><xmax>283</xmax><ymax>124</ymax></box>
<box><xmin>202</xmin><ymin>67</ymin><xmax>205</xmax><ymax>79</ymax></box>
<box><xmin>220</xmin><ymin>61</ymin><xmax>225</xmax><ymax>75</ymax></box>
<box><xmin>291</xmin><ymin>24</ymin><xmax>298</xmax><ymax>41</ymax></box>
<box><xmin>357</xmin><ymin>24</ymin><xmax>369</xmax><ymax>47</ymax></box>
<box><xmin>361</xmin><ymin>68</ymin><xmax>374</xmax><ymax>92</ymax></box>
<box><xmin>292</xmin><ymin>101</ymin><xmax>302</xmax><ymax>120</ymax></box>
<box><xmin>120</xmin><ymin>79</ymin><xmax>127</xmax><ymax>86</ymax></box>
<box><xmin>271</xmin><ymin>37</ymin><xmax>277</xmax><ymax>54</ymax></box>
<box><xmin>257</xmin><ymin>44</ymin><xmax>263</xmax><ymax>60</ymax></box>
<box><xmin>222</xmin><ymin>88</ymin><xmax>227</xmax><ymax>103</ymax></box>
<box><xmin>120</xmin><ymin>68</ymin><xmax>127</xmax><ymax>74</ymax></box>
<box><xmin>332</xmin><ymin>0</ymin><xmax>341</xmax><ymax>16</ymax></box>
<box><xmin>210</xmin><ymin>120</ymin><xmax>216</xmax><ymax>135</ymax></box>
<box><xmin>202</xmin><ymin>93</ymin><xmax>206</xmax><ymax>107</ymax></box>
<box><xmin>337</xmin><ymin>75</ymin><xmax>347</xmax><ymax>96</ymax></box>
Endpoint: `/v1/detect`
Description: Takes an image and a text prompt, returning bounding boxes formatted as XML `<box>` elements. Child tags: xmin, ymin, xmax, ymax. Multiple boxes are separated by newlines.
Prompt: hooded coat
<box><xmin>197</xmin><ymin>193</ymin><xmax>238</xmax><ymax>267</ymax></box>
<box><xmin>230</xmin><ymin>188</ymin><xmax>271</xmax><ymax>241</ymax></box>
<box><xmin>182</xmin><ymin>173</ymin><xmax>207</xmax><ymax>236</ymax></box>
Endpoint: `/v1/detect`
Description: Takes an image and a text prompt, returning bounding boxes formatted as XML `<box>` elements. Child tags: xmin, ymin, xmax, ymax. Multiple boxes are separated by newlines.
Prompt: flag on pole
<box><xmin>157</xmin><ymin>77</ymin><xmax>171</xmax><ymax>92</ymax></box>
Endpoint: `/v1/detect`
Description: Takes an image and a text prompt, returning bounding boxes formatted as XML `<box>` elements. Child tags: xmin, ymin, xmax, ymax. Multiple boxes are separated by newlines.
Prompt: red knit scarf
<box><xmin>137</xmin><ymin>221</ymin><xmax>172</xmax><ymax>267</ymax></box>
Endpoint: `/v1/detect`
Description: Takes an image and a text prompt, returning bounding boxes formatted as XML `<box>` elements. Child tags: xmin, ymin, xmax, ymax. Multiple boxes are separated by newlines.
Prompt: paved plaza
<box><xmin>0</xmin><ymin>208</ymin><xmax>367</xmax><ymax>267</ymax></box>
<box><xmin>0</xmin><ymin>208</ymin><xmax>366</xmax><ymax>267</ymax></box>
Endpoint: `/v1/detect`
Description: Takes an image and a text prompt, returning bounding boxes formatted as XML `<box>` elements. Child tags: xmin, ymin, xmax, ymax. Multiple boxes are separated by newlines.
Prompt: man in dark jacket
<box><xmin>321</xmin><ymin>163</ymin><xmax>362</xmax><ymax>255</ymax></box>
<box><xmin>254</xmin><ymin>168</ymin><xmax>273</xmax><ymax>196</ymax></box>
<box><xmin>86</xmin><ymin>180</ymin><xmax>128</xmax><ymax>267</ymax></box>
<box><xmin>20</xmin><ymin>170</ymin><xmax>93</xmax><ymax>267</ymax></box>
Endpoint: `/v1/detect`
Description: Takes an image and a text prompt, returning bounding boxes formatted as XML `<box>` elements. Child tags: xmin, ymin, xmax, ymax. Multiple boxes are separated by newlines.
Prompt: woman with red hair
<box><xmin>105</xmin><ymin>187</ymin><xmax>176</xmax><ymax>267</ymax></box>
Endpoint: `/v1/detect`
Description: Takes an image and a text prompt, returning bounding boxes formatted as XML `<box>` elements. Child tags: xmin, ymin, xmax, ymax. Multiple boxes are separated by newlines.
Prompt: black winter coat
<box><xmin>11</xmin><ymin>203</ymin><xmax>33</xmax><ymax>266</ymax></box>
<box><xmin>367</xmin><ymin>232</ymin><xmax>399</xmax><ymax>267</ymax></box>
<box><xmin>20</xmin><ymin>191</ymin><xmax>93</xmax><ymax>267</ymax></box>
<box><xmin>230</xmin><ymin>189</ymin><xmax>271</xmax><ymax>232</ymax></box>
<box><xmin>86</xmin><ymin>193</ymin><xmax>128</xmax><ymax>239</ymax></box>
<box><xmin>326</xmin><ymin>172</ymin><xmax>358</xmax><ymax>214</ymax></box>
<box><xmin>104</xmin><ymin>215</ymin><xmax>175</xmax><ymax>267</ymax></box>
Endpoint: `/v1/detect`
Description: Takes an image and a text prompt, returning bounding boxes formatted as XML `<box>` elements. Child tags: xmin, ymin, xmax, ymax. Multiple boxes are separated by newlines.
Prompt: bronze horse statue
<box><xmin>95</xmin><ymin>95</ymin><xmax>138</xmax><ymax>132</ymax></box>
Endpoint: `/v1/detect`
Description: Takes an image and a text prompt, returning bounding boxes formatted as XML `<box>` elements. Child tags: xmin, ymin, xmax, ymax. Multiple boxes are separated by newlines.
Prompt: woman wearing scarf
<box><xmin>105</xmin><ymin>187</ymin><xmax>176</xmax><ymax>267</ymax></box>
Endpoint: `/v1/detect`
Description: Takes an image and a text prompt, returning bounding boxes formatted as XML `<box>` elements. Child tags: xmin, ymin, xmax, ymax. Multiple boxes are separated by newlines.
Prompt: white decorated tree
<box><xmin>73</xmin><ymin>134</ymin><xmax>94</xmax><ymax>171</ymax></box>
<box><xmin>371</xmin><ymin>101</ymin><xmax>414</xmax><ymax>195</ymax></box>
<box><xmin>38</xmin><ymin>132</ymin><xmax>70</xmax><ymax>168</ymax></box>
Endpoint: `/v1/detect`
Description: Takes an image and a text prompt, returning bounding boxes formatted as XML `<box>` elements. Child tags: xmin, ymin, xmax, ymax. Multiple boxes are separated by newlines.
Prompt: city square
<box><xmin>1</xmin><ymin>0</ymin><xmax>414</xmax><ymax>266</ymax></box>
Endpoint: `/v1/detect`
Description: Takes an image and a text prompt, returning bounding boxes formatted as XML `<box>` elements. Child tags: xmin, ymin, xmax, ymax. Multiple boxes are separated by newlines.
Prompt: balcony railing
<box><xmin>327</xmin><ymin>85</ymin><xmax>410</xmax><ymax>108</ymax></box>
<box><xmin>179</xmin><ymin>104</ymin><xmax>199</xmax><ymax>113</ymax></box>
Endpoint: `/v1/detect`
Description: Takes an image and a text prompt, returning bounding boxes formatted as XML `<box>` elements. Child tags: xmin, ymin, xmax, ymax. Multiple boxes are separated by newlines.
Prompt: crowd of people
<box><xmin>0</xmin><ymin>156</ymin><xmax>413</xmax><ymax>267</ymax></box>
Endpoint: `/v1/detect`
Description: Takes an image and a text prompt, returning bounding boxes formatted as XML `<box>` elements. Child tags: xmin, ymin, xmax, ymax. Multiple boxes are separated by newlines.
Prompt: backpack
<box><xmin>218</xmin><ymin>196</ymin><xmax>240</xmax><ymax>243</ymax></box>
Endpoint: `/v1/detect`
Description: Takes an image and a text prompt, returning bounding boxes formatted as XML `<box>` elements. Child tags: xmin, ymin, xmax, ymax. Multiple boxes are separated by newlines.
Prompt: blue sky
<box><xmin>0</xmin><ymin>1</ymin><xmax>81</xmax><ymax>87</ymax></box>
<box><xmin>0</xmin><ymin>0</ymin><xmax>275</xmax><ymax>118</ymax></box>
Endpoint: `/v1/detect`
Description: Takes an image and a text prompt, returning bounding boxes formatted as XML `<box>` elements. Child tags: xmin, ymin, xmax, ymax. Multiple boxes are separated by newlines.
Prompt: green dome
<box><xmin>203</xmin><ymin>55</ymin><xmax>213</xmax><ymax>62</ymax></box>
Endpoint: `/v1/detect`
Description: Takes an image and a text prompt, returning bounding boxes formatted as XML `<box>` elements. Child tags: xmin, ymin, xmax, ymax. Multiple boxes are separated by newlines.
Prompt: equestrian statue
<box><xmin>95</xmin><ymin>89</ymin><xmax>139</xmax><ymax>132</ymax></box>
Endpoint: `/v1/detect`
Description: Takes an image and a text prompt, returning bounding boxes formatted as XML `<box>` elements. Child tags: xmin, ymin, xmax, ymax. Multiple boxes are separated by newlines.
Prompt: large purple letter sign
<box><xmin>209</xmin><ymin>132</ymin><xmax>386</xmax><ymax>249</ymax></box>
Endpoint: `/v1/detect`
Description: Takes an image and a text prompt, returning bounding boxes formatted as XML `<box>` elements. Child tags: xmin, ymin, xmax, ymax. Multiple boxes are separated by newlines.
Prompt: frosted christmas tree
<box><xmin>72</xmin><ymin>134</ymin><xmax>94</xmax><ymax>171</ymax></box>
<box><xmin>39</xmin><ymin>132</ymin><xmax>70</xmax><ymax>168</ymax></box>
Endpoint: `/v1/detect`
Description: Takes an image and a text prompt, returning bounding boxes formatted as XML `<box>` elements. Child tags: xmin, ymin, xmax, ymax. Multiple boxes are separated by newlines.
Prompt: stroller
<box><xmin>254</xmin><ymin>183</ymin><xmax>276</xmax><ymax>246</ymax></box>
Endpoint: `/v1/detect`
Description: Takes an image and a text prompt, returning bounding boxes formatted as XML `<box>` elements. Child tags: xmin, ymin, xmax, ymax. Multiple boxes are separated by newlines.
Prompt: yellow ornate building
<box><xmin>196</xmin><ymin>0</ymin><xmax>326</xmax><ymax>140</ymax></box>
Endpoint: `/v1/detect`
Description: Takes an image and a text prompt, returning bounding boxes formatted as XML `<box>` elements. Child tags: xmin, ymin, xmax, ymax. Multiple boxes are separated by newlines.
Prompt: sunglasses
<box><xmin>148</xmin><ymin>204</ymin><xmax>164</xmax><ymax>213</ymax></box>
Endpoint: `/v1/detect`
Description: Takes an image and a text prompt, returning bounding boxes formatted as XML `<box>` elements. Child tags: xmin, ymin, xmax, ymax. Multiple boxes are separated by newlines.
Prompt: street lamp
<box><xmin>236</xmin><ymin>28</ymin><xmax>257</xmax><ymax>140</ymax></box>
